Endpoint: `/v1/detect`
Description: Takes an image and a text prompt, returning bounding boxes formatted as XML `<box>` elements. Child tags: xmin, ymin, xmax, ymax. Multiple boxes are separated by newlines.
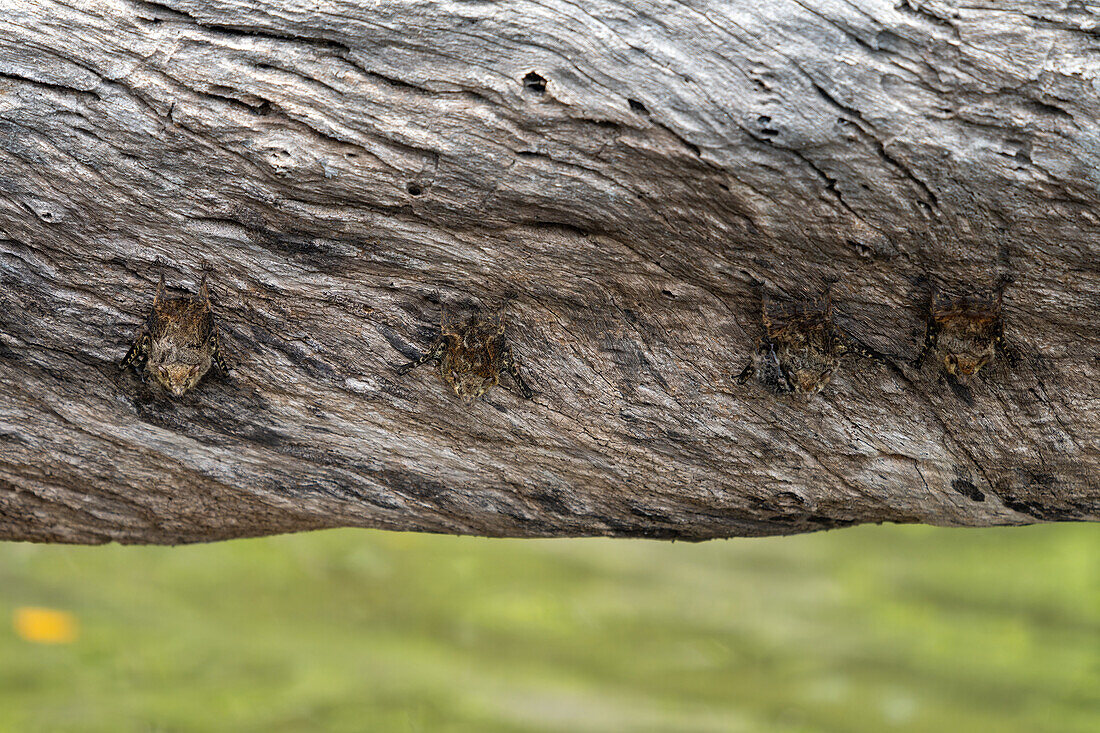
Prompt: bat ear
<box><xmin>199</xmin><ymin>273</ymin><xmax>210</xmax><ymax>302</ymax></box>
<box><xmin>154</xmin><ymin>274</ymin><xmax>167</xmax><ymax>305</ymax></box>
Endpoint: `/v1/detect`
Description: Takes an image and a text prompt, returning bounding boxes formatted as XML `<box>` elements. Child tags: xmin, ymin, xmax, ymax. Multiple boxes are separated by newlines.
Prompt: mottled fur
<box><xmin>915</xmin><ymin>283</ymin><xmax>1013</xmax><ymax>380</ymax></box>
<box><xmin>121</xmin><ymin>274</ymin><xmax>228</xmax><ymax>396</ymax></box>
<box><xmin>396</xmin><ymin>307</ymin><xmax>533</xmax><ymax>402</ymax></box>
<box><xmin>737</xmin><ymin>292</ymin><xmax>858</xmax><ymax>394</ymax></box>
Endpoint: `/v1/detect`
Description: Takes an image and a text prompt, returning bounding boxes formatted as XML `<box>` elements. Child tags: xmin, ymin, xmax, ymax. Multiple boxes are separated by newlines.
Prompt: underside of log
<box><xmin>1</xmin><ymin>0</ymin><xmax>1097</xmax><ymax>544</ymax></box>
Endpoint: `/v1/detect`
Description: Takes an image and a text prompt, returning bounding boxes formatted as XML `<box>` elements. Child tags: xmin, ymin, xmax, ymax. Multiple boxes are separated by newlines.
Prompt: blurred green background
<box><xmin>1</xmin><ymin>523</ymin><xmax>1097</xmax><ymax>733</ymax></box>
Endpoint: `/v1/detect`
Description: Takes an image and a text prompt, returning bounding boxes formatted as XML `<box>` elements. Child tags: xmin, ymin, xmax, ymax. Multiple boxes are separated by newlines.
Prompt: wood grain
<box><xmin>1</xmin><ymin>0</ymin><xmax>1096</xmax><ymax>543</ymax></box>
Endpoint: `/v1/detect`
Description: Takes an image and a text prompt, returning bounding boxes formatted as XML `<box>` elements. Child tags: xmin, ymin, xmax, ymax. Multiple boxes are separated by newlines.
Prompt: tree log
<box><xmin>1</xmin><ymin>0</ymin><xmax>1097</xmax><ymax>544</ymax></box>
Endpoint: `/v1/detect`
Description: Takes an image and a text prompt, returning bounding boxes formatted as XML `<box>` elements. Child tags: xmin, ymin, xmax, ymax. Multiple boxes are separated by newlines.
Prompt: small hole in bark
<box><xmin>406</xmin><ymin>184</ymin><xmax>423</xmax><ymax>196</ymax></box>
<box><xmin>756</xmin><ymin>116</ymin><xmax>778</xmax><ymax>136</ymax></box>
<box><xmin>628</xmin><ymin>98</ymin><xmax>649</xmax><ymax>115</ymax></box>
<box><xmin>952</xmin><ymin>478</ymin><xmax>985</xmax><ymax>502</ymax></box>
<box><xmin>661</xmin><ymin>289</ymin><xmax>675</xmax><ymax>298</ymax></box>
<box><xmin>345</xmin><ymin>152</ymin><xmax>358</xmax><ymax>159</ymax></box>
<box><xmin>523</xmin><ymin>72</ymin><xmax>547</xmax><ymax>94</ymax></box>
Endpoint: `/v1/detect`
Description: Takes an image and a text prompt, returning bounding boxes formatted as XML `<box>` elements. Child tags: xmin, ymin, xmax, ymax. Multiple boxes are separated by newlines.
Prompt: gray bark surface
<box><xmin>1</xmin><ymin>0</ymin><xmax>1096</xmax><ymax>544</ymax></box>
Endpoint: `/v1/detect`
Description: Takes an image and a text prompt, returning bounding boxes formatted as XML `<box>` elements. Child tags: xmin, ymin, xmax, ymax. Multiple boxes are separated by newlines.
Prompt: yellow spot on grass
<box><xmin>13</xmin><ymin>607</ymin><xmax>78</xmax><ymax>644</ymax></box>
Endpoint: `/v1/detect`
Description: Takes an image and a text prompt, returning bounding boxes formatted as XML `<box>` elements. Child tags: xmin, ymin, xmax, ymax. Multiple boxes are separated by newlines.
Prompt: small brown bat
<box><xmin>120</xmin><ymin>274</ymin><xmax>229</xmax><ymax>396</ymax></box>
<box><xmin>396</xmin><ymin>306</ymin><xmax>533</xmax><ymax>402</ymax></box>
<box><xmin>737</xmin><ymin>291</ymin><xmax>867</xmax><ymax>394</ymax></box>
<box><xmin>915</xmin><ymin>282</ymin><xmax>1014</xmax><ymax>380</ymax></box>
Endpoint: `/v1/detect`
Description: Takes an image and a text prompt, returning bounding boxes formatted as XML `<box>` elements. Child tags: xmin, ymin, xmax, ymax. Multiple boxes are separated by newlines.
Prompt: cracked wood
<box><xmin>0</xmin><ymin>0</ymin><xmax>1097</xmax><ymax>544</ymax></box>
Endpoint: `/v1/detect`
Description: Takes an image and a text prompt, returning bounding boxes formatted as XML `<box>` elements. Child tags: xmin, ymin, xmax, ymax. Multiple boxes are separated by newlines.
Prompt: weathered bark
<box><xmin>1</xmin><ymin>0</ymin><xmax>1097</xmax><ymax>545</ymax></box>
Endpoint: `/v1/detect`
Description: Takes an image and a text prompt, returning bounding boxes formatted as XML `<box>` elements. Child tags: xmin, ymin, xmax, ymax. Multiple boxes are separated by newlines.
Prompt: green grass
<box><xmin>1</xmin><ymin>524</ymin><xmax>1097</xmax><ymax>732</ymax></box>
